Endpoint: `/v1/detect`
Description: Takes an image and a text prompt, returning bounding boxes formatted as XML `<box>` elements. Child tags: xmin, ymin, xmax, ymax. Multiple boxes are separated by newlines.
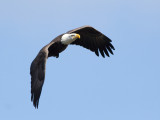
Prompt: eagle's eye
<box><xmin>71</xmin><ymin>35</ymin><xmax>75</xmax><ymax>37</ymax></box>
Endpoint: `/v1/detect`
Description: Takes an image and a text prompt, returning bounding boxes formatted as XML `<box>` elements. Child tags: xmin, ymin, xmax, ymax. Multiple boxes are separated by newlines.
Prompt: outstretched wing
<box><xmin>30</xmin><ymin>34</ymin><xmax>66</xmax><ymax>108</ymax></box>
<box><xmin>67</xmin><ymin>25</ymin><xmax>115</xmax><ymax>57</ymax></box>
<box><xmin>30</xmin><ymin>49</ymin><xmax>48</xmax><ymax>108</ymax></box>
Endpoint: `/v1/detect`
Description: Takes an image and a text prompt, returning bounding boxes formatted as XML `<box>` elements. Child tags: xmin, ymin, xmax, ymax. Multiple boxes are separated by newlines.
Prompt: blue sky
<box><xmin>1</xmin><ymin>0</ymin><xmax>160</xmax><ymax>120</ymax></box>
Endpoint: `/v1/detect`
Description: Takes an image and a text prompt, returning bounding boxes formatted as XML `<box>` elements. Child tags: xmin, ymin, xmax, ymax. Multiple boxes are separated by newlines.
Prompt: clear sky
<box><xmin>1</xmin><ymin>0</ymin><xmax>160</xmax><ymax>120</ymax></box>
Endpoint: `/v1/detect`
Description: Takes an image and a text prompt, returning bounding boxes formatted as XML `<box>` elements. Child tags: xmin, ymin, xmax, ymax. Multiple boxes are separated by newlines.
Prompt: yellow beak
<box><xmin>75</xmin><ymin>34</ymin><xmax>80</xmax><ymax>39</ymax></box>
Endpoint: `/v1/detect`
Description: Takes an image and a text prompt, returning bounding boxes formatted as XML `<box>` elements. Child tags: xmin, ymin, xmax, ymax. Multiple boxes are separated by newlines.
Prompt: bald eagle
<box><xmin>30</xmin><ymin>25</ymin><xmax>115</xmax><ymax>108</ymax></box>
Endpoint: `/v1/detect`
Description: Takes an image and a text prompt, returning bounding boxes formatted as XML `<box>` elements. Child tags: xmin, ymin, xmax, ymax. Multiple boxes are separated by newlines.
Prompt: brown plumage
<box><xmin>30</xmin><ymin>25</ymin><xmax>115</xmax><ymax>108</ymax></box>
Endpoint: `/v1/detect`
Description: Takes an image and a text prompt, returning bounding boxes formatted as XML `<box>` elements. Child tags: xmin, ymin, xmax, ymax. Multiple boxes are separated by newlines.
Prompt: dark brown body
<box><xmin>39</xmin><ymin>34</ymin><xmax>68</xmax><ymax>58</ymax></box>
<box><xmin>48</xmin><ymin>42</ymin><xmax>67</xmax><ymax>57</ymax></box>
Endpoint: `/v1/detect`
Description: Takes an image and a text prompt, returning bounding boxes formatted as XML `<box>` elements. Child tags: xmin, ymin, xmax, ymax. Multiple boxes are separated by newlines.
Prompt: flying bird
<box><xmin>30</xmin><ymin>25</ymin><xmax>115</xmax><ymax>108</ymax></box>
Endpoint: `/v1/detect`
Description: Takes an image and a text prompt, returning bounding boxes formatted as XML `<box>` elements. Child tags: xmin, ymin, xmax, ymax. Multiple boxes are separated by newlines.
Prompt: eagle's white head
<box><xmin>61</xmin><ymin>33</ymin><xmax>80</xmax><ymax>45</ymax></box>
